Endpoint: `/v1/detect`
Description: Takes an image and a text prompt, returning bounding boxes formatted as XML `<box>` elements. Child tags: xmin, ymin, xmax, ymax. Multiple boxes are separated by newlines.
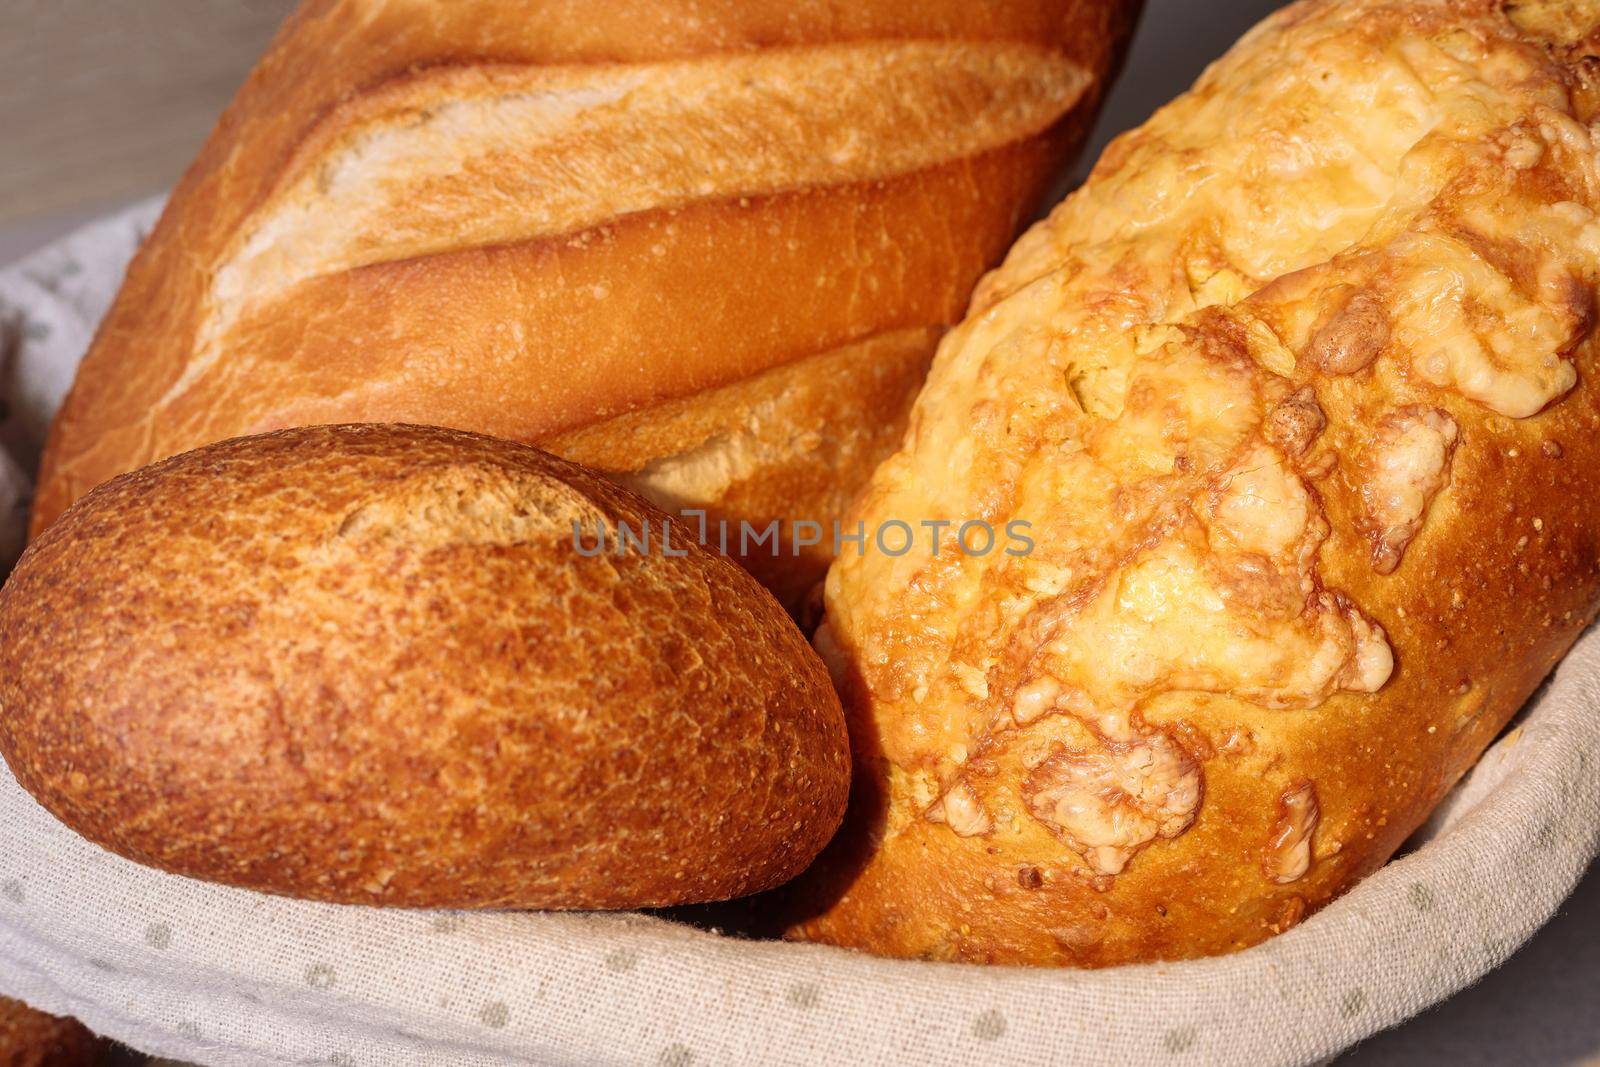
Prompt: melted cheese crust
<box><xmin>807</xmin><ymin>0</ymin><xmax>1600</xmax><ymax>954</ymax></box>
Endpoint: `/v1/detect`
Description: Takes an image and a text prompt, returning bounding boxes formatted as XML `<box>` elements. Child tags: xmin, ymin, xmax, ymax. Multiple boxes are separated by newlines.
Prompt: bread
<box><xmin>786</xmin><ymin>0</ymin><xmax>1600</xmax><ymax>965</ymax></box>
<box><xmin>0</xmin><ymin>997</ymin><xmax>115</xmax><ymax>1067</ymax></box>
<box><xmin>0</xmin><ymin>424</ymin><xmax>848</xmax><ymax>909</ymax></box>
<box><xmin>29</xmin><ymin>0</ymin><xmax>1141</xmax><ymax>608</ymax></box>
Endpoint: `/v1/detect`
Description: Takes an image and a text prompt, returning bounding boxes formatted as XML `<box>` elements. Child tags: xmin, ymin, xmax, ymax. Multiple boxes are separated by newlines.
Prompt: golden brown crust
<box><xmin>0</xmin><ymin>998</ymin><xmax>114</xmax><ymax>1067</ymax></box>
<box><xmin>786</xmin><ymin>0</ymin><xmax>1600</xmax><ymax>965</ymax></box>
<box><xmin>30</xmin><ymin>0</ymin><xmax>1141</xmax><ymax>607</ymax></box>
<box><xmin>548</xmin><ymin>327</ymin><xmax>939</xmax><ymax>608</ymax></box>
<box><xmin>0</xmin><ymin>424</ymin><xmax>848</xmax><ymax>909</ymax></box>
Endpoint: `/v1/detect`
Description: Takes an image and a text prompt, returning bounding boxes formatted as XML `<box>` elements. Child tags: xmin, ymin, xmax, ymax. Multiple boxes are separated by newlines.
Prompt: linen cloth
<box><xmin>0</xmin><ymin>201</ymin><xmax>1594</xmax><ymax>1067</ymax></box>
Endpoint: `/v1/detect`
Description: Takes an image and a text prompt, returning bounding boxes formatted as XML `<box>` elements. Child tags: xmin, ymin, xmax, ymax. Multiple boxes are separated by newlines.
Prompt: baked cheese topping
<box><xmin>822</xmin><ymin>0</ymin><xmax>1600</xmax><ymax>882</ymax></box>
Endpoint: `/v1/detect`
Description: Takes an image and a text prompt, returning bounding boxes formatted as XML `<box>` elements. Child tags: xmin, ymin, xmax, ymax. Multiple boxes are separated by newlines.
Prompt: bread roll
<box><xmin>0</xmin><ymin>424</ymin><xmax>848</xmax><ymax>909</ymax></box>
<box><xmin>788</xmin><ymin>0</ymin><xmax>1600</xmax><ymax>965</ymax></box>
<box><xmin>0</xmin><ymin>997</ymin><xmax>115</xmax><ymax>1067</ymax></box>
<box><xmin>29</xmin><ymin>0</ymin><xmax>1141</xmax><ymax>608</ymax></box>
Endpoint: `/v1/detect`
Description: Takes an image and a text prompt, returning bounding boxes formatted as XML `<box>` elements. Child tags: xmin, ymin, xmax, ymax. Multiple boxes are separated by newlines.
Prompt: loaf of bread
<box><xmin>788</xmin><ymin>0</ymin><xmax>1600</xmax><ymax>965</ymax></box>
<box><xmin>29</xmin><ymin>0</ymin><xmax>1140</xmax><ymax>608</ymax></box>
<box><xmin>0</xmin><ymin>996</ymin><xmax>115</xmax><ymax>1067</ymax></box>
<box><xmin>0</xmin><ymin>424</ymin><xmax>848</xmax><ymax>908</ymax></box>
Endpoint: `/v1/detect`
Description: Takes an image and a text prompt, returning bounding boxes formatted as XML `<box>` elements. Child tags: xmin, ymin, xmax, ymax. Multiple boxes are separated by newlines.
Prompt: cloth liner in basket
<box><xmin>0</xmin><ymin>201</ymin><xmax>1595</xmax><ymax>1067</ymax></box>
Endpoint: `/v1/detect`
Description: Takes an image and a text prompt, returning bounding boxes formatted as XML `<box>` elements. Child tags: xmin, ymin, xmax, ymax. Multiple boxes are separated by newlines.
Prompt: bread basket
<box><xmin>0</xmin><ymin>201</ymin><xmax>1595</xmax><ymax>1067</ymax></box>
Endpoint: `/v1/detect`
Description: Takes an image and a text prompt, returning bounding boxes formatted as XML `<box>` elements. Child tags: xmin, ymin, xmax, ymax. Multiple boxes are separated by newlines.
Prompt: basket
<box><xmin>0</xmin><ymin>201</ymin><xmax>1596</xmax><ymax>1067</ymax></box>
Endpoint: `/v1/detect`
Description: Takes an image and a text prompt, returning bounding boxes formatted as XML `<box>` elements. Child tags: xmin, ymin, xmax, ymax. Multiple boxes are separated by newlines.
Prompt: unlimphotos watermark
<box><xmin>573</xmin><ymin>509</ymin><xmax>1034</xmax><ymax>558</ymax></box>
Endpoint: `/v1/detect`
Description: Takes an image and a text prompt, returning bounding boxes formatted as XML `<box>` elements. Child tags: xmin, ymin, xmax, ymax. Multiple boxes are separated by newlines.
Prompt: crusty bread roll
<box><xmin>0</xmin><ymin>424</ymin><xmax>848</xmax><ymax>909</ymax></box>
<box><xmin>0</xmin><ymin>996</ymin><xmax>115</xmax><ymax>1067</ymax></box>
<box><xmin>29</xmin><ymin>0</ymin><xmax>1141</xmax><ymax>608</ymax></box>
<box><xmin>787</xmin><ymin>0</ymin><xmax>1600</xmax><ymax>965</ymax></box>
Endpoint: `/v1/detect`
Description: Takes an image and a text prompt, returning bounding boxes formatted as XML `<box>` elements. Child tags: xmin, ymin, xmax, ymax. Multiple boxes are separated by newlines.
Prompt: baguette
<box><xmin>30</xmin><ymin>0</ymin><xmax>1140</xmax><ymax>609</ymax></box>
<box><xmin>789</xmin><ymin>0</ymin><xmax>1600</xmax><ymax>965</ymax></box>
<box><xmin>0</xmin><ymin>424</ymin><xmax>848</xmax><ymax>909</ymax></box>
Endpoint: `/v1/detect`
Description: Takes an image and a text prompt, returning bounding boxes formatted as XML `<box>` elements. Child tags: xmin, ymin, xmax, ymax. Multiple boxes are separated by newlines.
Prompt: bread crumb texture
<box><xmin>791</xmin><ymin>0</ymin><xmax>1600</xmax><ymax>965</ymax></box>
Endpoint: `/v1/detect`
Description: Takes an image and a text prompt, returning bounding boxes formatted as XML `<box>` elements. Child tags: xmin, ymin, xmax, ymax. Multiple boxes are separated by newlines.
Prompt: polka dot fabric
<box><xmin>0</xmin><ymin>205</ymin><xmax>1596</xmax><ymax>1067</ymax></box>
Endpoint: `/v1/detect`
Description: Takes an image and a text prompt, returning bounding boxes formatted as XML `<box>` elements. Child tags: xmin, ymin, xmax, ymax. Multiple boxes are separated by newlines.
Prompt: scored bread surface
<box><xmin>789</xmin><ymin>0</ymin><xmax>1600</xmax><ymax>965</ymax></box>
<box><xmin>31</xmin><ymin>0</ymin><xmax>1140</xmax><ymax>607</ymax></box>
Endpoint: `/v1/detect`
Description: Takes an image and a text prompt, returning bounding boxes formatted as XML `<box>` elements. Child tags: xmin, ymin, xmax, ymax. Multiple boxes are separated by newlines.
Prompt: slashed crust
<box><xmin>30</xmin><ymin>0</ymin><xmax>1140</xmax><ymax>607</ymax></box>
